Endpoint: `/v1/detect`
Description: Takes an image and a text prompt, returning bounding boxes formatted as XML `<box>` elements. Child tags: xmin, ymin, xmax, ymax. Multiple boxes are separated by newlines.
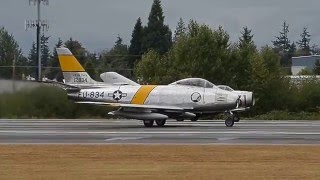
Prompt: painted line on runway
<box><xmin>104</xmin><ymin>137</ymin><xmax>145</xmax><ymax>142</ymax></box>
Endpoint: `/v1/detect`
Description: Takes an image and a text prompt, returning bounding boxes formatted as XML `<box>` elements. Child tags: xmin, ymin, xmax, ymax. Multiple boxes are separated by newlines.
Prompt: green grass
<box><xmin>247</xmin><ymin>110</ymin><xmax>320</xmax><ymax>120</ymax></box>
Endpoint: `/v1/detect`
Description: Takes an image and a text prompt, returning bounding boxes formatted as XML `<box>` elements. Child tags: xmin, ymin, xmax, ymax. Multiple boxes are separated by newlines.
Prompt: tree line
<box><xmin>1</xmin><ymin>0</ymin><xmax>319</xmax><ymax>81</ymax></box>
<box><xmin>1</xmin><ymin>0</ymin><xmax>320</xmax><ymax>115</ymax></box>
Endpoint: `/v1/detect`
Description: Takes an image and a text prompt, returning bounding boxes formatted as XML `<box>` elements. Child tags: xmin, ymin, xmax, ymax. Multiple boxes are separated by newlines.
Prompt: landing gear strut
<box><xmin>232</xmin><ymin>112</ymin><xmax>240</xmax><ymax>122</ymax></box>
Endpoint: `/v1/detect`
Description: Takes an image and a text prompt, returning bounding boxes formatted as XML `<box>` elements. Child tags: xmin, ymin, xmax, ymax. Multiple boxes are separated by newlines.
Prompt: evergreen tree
<box><xmin>239</xmin><ymin>26</ymin><xmax>255</xmax><ymax>49</ymax></box>
<box><xmin>173</xmin><ymin>18</ymin><xmax>186</xmax><ymax>42</ymax></box>
<box><xmin>101</xmin><ymin>35</ymin><xmax>130</xmax><ymax>77</ymax></box>
<box><xmin>235</xmin><ymin>26</ymin><xmax>257</xmax><ymax>89</ymax></box>
<box><xmin>289</xmin><ymin>42</ymin><xmax>296</xmax><ymax>55</ymax></box>
<box><xmin>272</xmin><ymin>21</ymin><xmax>295</xmax><ymax>68</ymax></box>
<box><xmin>47</xmin><ymin>38</ymin><xmax>63</xmax><ymax>81</ymax></box>
<box><xmin>273</xmin><ymin>21</ymin><xmax>291</xmax><ymax>52</ymax></box>
<box><xmin>142</xmin><ymin>0</ymin><xmax>172</xmax><ymax>54</ymax></box>
<box><xmin>41</xmin><ymin>34</ymin><xmax>50</xmax><ymax>68</ymax></box>
<box><xmin>297</xmin><ymin>27</ymin><xmax>311</xmax><ymax>56</ymax></box>
<box><xmin>27</xmin><ymin>35</ymin><xmax>51</xmax><ymax>78</ymax></box>
<box><xmin>27</xmin><ymin>42</ymin><xmax>37</xmax><ymax>77</ymax></box>
<box><xmin>0</xmin><ymin>27</ymin><xmax>25</xmax><ymax>79</ymax></box>
<box><xmin>85</xmin><ymin>58</ymin><xmax>96</xmax><ymax>80</ymax></box>
<box><xmin>128</xmin><ymin>17</ymin><xmax>143</xmax><ymax>69</ymax></box>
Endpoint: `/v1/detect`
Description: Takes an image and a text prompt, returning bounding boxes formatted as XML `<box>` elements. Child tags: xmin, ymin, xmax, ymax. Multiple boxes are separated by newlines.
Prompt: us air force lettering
<box><xmin>55</xmin><ymin>47</ymin><xmax>255</xmax><ymax>127</ymax></box>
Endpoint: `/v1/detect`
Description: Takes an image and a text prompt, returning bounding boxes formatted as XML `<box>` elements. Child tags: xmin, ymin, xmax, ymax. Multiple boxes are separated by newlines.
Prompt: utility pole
<box><xmin>25</xmin><ymin>0</ymin><xmax>49</xmax><ymax>81</ymax></box>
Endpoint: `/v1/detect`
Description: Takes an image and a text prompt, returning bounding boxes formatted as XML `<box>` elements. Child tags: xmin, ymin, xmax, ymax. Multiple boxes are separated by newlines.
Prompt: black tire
<box><xmin>143</xmin><ymin>120</ymin><xmax>154</xmax><ymax>127</ymax></box>
<box><xmin>191</xmin><ymin>114</ymin><xmax>200</xmax><ymax>122</ymax></box>
<box><xmin>232</xmin><ymin>114</ymin><xmax>240</xmax><ymax>122</ymax></box>
<box><xmin>155</xmin><ymin>119</ymin><xmax>166</xmax><ymax>127</ymax></box>
<box><xmin>225</xmin><ymin>117</ymin><xmax>234</xmax><ymax>127</ymax></box>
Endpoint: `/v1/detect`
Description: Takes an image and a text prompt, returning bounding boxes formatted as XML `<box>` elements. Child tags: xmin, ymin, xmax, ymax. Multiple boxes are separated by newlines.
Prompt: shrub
<box><xmin>0</xmin><ymin>86</ymin><xmax>109</xmax><ymax>118</ymax></box>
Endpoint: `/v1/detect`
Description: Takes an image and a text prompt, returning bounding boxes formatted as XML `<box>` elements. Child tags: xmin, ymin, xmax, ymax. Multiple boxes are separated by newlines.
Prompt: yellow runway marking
<box><xmin>131</xmin><ymin>85</ymin><xmax>157</xmax><ymax>104</ymax></box>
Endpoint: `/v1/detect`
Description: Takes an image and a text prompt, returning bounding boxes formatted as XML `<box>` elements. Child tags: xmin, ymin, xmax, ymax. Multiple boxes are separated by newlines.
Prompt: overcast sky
<box><xmin>1</xmin><ymin>0</ymin><xmax>320</xmax><ymax>55</ymax></box>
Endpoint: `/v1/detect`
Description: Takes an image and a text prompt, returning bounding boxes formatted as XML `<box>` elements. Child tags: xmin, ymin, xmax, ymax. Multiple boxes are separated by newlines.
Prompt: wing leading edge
<box><xmin>75</xmin><ymin>101</ymin><xmax>188</xmax><ymax>111</ymax></box>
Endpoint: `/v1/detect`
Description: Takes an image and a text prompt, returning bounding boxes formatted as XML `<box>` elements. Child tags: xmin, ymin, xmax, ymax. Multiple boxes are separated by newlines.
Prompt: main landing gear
<box><xmin>190</xmin><ymin>114</ymin><xmax>201</xmax><ymax>122</ymax></box>
<box><xmin>143</xmin><ymin>119</ymin><xmax>167</xmax><ymax>127</ymax></box>
<box><xmin>225</xmin><ymin>112</ymin><xmax>240</xmax><ymax>127</ymax></box>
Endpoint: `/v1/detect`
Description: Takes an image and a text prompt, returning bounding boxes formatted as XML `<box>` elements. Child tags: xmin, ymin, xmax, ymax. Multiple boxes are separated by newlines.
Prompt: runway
<box><xmin>0</xmin><ymin>119</ymin><xmax>320</xmax><ymax>145</ymax></box>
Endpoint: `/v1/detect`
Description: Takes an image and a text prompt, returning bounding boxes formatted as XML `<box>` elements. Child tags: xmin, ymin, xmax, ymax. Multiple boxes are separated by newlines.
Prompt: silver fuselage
<box><xmin>68</xmin><ymin>84</ymin><xmax>239</xmax><ymax>113</ymax></box>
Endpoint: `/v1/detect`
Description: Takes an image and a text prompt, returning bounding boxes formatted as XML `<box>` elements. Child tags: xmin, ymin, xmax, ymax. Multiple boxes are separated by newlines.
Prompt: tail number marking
<box><xmin>74</xmin><ymin>77</ymin><xmax>88</xmax><ymax>83</ymax></box>
<box><xmin>79</xmin><ymin>91</ymin><xmax>104</xmax><ymax>99</ymax></box>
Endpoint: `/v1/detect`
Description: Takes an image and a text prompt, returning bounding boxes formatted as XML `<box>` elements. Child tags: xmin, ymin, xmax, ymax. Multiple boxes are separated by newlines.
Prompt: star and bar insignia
<box><xmin>108</xmin><ymin>90</ymin><xmax>127</xmax><ymax>101</ymax></box>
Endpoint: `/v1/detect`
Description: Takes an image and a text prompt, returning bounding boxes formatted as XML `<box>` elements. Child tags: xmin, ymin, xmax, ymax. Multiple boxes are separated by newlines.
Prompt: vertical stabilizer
<box><xmin>56</xmin><ymin>47</ymin><xmax>97</xmax><ymax>85</ymax></box>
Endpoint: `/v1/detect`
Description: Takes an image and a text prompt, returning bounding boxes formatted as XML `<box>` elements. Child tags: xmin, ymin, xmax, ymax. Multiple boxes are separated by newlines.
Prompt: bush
<box><xmin>0</xmin><ymin>86</ymin><xmax>109</xmax><ymax>118</ymax></box>
<box><xmin>249</xmin><ymin>111</ymin><xmax>320</xmax><ymax>120</ymax></box>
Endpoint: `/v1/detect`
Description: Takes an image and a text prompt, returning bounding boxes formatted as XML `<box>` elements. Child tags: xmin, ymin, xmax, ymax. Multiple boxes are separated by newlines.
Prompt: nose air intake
<box><xmin>240</xmin><ymin>92</ymin><xmax>255</xmax><ymax>108</ymax></box>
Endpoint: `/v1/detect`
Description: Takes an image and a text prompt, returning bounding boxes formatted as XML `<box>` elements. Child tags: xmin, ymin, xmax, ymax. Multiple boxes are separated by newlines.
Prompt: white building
<box><xmin>291</xmin><ymin>55</ymin><xmax>320</xmax><ymax>75</ymax></box>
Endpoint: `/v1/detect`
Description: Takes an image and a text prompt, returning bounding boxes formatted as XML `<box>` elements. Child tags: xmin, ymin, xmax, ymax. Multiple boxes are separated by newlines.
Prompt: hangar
<box><xmin>291</xmin><ymin>55</ymin><xmax>320</xmax><ymax>75</ymax></box>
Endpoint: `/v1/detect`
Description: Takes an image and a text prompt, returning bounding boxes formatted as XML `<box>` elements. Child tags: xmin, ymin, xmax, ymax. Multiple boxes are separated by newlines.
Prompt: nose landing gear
<box><xmin>225</xmin><ymin>112</ymin><xmax>240</xmax><ymax>127</ymax></box>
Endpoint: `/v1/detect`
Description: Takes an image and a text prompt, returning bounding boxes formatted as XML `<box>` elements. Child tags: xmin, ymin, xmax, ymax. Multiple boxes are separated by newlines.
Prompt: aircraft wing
<box><xmin>75</xmin><ymin>101</ymin><xmax>187</xmax><ymax>111</ymax></box>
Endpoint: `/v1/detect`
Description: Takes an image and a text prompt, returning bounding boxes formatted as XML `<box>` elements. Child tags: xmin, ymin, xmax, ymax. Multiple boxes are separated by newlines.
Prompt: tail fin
<box><xmin>56</xmin><ymin>47</ymin><xmax>97</xmax><ymax>85</ymax></box>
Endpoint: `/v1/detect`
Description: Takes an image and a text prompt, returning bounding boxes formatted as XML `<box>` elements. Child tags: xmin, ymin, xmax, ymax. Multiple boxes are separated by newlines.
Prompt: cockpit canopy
<box><xmin>217</xmin><ymin>85</ymin><xmax>234</xmax><ymax>92</ymax></box>
<box><xmin>169</xmin><ymin>78</ymin><xmax>215</xmax><ymax>88</ymax></box>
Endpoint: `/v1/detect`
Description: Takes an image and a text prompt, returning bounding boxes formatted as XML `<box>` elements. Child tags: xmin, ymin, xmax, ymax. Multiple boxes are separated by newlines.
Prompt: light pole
<box><xmin>25</xmin><ymin>0</ymin><xmax>49</xmax><ymax>81</ymax></box>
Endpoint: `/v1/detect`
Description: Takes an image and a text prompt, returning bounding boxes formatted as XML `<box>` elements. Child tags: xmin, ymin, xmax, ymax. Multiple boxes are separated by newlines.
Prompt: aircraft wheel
<box><xmin>155</xmin><ymin>119</ymin><xmax>166</xmax><ymax>127</ymax></box>
<box><xmin>233</xmin><ymin>113</ymin><xmax>240</xmax><ymax>122</ymax></box>
<box><xmin>225</xmin><ymin>117</ymin><xmax>234</xmax><ymax>127</ymax></box>
<box><xmin>191</xmin><ymin>114</ymin><xmax>200</xmax><ymax>122</ymax></box>
<box><xmin>143</xmin><ymin>120</ymin><xmax>154</xmax><ymax>127</ymax></box>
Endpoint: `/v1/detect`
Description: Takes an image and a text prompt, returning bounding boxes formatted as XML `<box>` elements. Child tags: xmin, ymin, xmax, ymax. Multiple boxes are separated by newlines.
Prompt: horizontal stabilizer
<box><xmin>42</xmin><ymin>80</ymin><xmax>80</xmax><ymax>92</ymax></box>
<box><xmin>100</xmin><ymin>72</ymin><xmax>139</xmax><ymax>86</ymax></box>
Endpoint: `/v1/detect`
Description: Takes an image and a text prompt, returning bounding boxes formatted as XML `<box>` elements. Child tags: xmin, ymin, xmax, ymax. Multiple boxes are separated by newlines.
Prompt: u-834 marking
<box><xmin>79</xmin><ymin>91</ymin><xmax>105</xmax><ymax>99</ymax></box>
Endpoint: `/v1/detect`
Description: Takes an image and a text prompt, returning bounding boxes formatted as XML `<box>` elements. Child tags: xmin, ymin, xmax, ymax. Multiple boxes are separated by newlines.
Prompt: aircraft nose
<box><xmin>229</xmin><ymin>93</ymin><xmax>240</xmax><ymax>108</ymax></box>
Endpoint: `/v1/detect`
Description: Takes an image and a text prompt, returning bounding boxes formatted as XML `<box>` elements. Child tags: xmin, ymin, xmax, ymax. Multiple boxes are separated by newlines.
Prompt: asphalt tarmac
<box><xmin>0</xmin><ymin>119</ymin><xmax>319</xmax><ymax>145</ymax></box>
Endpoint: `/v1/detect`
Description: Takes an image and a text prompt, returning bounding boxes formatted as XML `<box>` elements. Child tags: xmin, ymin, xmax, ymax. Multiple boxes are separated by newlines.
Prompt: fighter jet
<box><xmin>55</xmin><ymin>47</ymin><xmax>253</xmax><ymax>127</ymax></box>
